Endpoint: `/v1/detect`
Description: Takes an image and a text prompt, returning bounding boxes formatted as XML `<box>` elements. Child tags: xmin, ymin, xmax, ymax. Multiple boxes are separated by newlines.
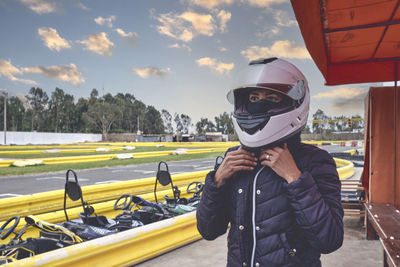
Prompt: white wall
<box><xmin>0</xmin><ymin>131</ymin><xmax>102</xmax><ymax>145</ymax></box>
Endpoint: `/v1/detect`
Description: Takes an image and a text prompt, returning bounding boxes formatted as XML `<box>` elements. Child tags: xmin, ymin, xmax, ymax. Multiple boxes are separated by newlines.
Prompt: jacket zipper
<box><xmin>250</xmin><ymin>166</ymin><xmax>265</xmax><ymax>267</ymax></box>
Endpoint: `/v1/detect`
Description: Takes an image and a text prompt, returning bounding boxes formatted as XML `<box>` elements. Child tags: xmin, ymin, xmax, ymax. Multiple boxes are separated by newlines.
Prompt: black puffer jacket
<box><xmin>196</xmin><ymin>139</ymin><xmax>344</xmax><ymax>267</ymax></box>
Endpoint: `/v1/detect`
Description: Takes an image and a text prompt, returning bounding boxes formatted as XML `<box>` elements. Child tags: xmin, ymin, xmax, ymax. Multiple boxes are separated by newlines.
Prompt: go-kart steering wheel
<box><xmin>114</xmin><ymin>195</ymin><xmax>133</xmax><ymax>211</ymax></box>
<box><xmin>0</xmin><ymin>216</ymin><xmax>20</xmax><ymax>240</ymax></box>
<box><xmin>187</xmin><ymin>181</ymin><xmax>204</xmax><ymax>194</ymax></box>
<box><xmin>114</xmin><ymin>195</ymin><xmax>132</xmax><ymax>210</ymax></box>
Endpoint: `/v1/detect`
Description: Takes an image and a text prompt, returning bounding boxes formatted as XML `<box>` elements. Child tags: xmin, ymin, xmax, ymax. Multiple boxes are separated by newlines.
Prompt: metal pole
<box><xmin>1</xmin><ymin>91</ymin><xmax>6</xmax><ymax>145</ymax></box>
<box><xmin>394</xmin><ymin>60</ymin><xmax>398</xmax><ymax>205</ymax></box>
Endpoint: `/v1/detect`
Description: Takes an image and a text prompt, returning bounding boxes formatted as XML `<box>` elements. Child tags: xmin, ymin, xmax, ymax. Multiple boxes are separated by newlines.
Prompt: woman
<box><xmin>196</xmin><ymin>58</ymin><xmax>343</xmax><ymax>267</ymax></box>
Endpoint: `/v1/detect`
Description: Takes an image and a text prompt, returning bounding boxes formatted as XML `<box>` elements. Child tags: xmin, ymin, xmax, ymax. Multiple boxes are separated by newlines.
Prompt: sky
<box><xmin>0</xmin><ymin>0</ymin><xmax>375</xmax><ymax>127</ymax></box>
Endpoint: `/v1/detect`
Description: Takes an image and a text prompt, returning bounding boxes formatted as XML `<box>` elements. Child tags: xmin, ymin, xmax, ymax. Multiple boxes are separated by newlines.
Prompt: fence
<box><xmin>0</xmin><ymin>131</ymin><xmax>102</xmax><ymax>145</ymax></box>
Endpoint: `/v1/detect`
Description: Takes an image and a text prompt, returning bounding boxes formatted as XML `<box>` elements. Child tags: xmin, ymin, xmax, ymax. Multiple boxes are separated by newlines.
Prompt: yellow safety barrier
<box><xmin>0</xmin><ymin>148</ymin><xmax>227</xmax><ymax>167</ymax></box>
<box><xmin>0</xmin><ymin>141</ymin><xmax>238</xmax><ymax>150</ymax></box>
<box><xmin>335</xmin><ymin>158</ymin><xmax>355</xmax><ymax>180</ymax></box>
<box><xmin>343</xmin><ymin>149</ymin><xmax>357</xmax><ymax>155</ymax></box>
<box><xmin>0</xmin><ymin>170</ymin><xmax>209</xmax><ymax>222</ymax></box>
<box><xmin>11</xmin><ymin>212</ymin><xmax>200</xmax><ymax>267</ymax></box>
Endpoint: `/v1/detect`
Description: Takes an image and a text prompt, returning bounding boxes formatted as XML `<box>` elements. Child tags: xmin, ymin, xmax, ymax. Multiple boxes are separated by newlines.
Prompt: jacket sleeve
<box><xmin>196</xmin><ymin>170</ymin><xmax>230</xmax><ymax>240</ymax></box>
<box><xmin>286</xmin><ymin>148</ymin><xmax>344</xmax><ymax>254</ymax></box>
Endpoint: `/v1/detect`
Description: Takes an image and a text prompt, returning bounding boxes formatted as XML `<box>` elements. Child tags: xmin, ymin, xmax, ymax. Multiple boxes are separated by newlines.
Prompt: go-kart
<box><xmin>59</xmin><ymin>169</ymin><xmax>118</xmax><ymax>240</ymax></box>
<box><xmin>113</xmin><ymin>194</ymin><xmax>171</xmax><ymax>228</ymax></box>
<box><xmin>60</xmin><ymin>169</ymin><xmax>170</xmax><ymax>237</ymax></box>
<box><xmin>154</xmin><ymin>161</ymin><xmax>204</xmax><ymax>215</ymax></box>
<box><xmin>0</xmin><ymin>215</ymin><xmax>81</xmax><ymax>263</ymax></box>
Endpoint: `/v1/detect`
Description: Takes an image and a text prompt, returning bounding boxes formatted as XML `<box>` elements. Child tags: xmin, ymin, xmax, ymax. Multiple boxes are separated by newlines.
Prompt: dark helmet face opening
<box><xmin>231</xmin><ymin>84</ymin><xmax>305</xmax><ymax>135</ymax></box>
<box><xmin>233</xmin><ymin>87</ymin><xmax>297</xmax><ymax>116</ymax></box>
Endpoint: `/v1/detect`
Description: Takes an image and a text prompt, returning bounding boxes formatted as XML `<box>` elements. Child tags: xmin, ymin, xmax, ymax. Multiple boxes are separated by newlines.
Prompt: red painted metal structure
<box><xmin>291</xmin><ymin>0</ymin><xmax>400</xmax><ymax>86</ymax></box>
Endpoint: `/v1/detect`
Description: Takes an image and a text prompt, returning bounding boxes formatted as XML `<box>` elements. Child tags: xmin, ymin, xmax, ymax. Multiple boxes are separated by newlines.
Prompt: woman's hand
<box><xmin>214</xmin><ymin>146</ymin><xmax>258</xmax><ymax>186</ymax></box>
<box><xmin>259</xmin><ymin>143</ymin><xmax>301</xmax><ymax>183</ymax></box>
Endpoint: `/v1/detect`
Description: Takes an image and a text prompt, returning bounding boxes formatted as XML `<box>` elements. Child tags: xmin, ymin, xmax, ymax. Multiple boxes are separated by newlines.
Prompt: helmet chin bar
<box><xmin>236</xmin><ymin>116</ymin><xmax>270</xmax><ymax>135</ymax></box>
<box><xmin>232</xmin><ymin>94</ymin><xmax>309</xmax><ymax>151</ymax></box>
<box><xmin>241</xmin><ymin>124</ymin><xmax>306</xmax><ymax>155</ymax></box>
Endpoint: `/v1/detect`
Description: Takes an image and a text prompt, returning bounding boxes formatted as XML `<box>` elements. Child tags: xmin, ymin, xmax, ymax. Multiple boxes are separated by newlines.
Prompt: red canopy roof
<box><xmin>291</xmin><ymin>0</ymin><xmax>400</xmax><ymax>85</ymax></box>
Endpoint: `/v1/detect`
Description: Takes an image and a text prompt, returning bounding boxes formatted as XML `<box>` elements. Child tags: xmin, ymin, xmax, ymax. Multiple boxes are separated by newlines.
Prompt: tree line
<box><xmin>306</xmin><ymin>109</ymin><xmax>364</xmax><ymax>134</ymax></box>
<box><xmin>0</xmin><ymin>88</ymin><xmax>363</xmax><ymax>139</ymax></box>
<box><xmin>0</xmin><ymin>87</ymin><xmax>235</xmax><ymax>140</ymax></box>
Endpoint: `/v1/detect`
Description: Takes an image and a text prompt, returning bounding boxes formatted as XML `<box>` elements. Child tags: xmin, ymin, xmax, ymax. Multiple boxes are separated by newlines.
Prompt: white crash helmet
<box><xmin>227</xmin><ymin>57</ymin><xmax>310</xmax><ymax>150</ymax></box>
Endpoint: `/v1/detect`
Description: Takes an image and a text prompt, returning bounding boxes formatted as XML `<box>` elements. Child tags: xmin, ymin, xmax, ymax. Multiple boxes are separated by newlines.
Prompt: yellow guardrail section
<box><xmin>0</xmin><ymin>170</ymin><xmax>209</xmax><ymax>222</ymax></box>
<box><xmin>11</xmin><ymin>212</ymin><xmax>200</xmax><ymax>267</ymax></box>
<box><xmin>0</xmin><ymin>148</ymin><xmax>227</xmax><ymax>167</ymax></box>
<box><xmin>0</xmin><ymin>141</ymin><xmax>238</xmax><ymax>150</ymax></box>
<box><xmin>0</xmin><ymin>140</ymin><xmax>364</xmax><ymax>151</ymax></box>
<box><xmin>335</xmin><ymin>158</ymin><xmax>355</xmax><ymax>180</ymax></box>
<box><xmin>343</xmin><ymin>149</ymin><xmax>357</xmax><ymax>155</ymax></box>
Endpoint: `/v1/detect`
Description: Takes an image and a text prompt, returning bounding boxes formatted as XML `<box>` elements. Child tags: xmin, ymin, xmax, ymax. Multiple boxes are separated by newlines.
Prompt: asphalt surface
<box><xmin>137</xmin><ymin>216</ymin><xmax>381</xmax><ymax>267</ymax></box>
<box><xmin>0</xmin><ymin>158</ymin><xmax>216</xmax><ymax>198</ymax></box>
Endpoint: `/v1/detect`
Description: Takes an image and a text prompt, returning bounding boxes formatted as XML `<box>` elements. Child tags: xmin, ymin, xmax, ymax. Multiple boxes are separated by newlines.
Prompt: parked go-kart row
<box><xmin>0</xmin><ymin>161</ymin><xmax>206</xmax><ymax>264</ymax></box>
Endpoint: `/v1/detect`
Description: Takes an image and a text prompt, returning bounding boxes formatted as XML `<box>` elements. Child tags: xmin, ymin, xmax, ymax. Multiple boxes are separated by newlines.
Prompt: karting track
<box><xmin>0</xmin><ymin>145</ymin><xmax>361</xmax><ymax>198</ymax></box>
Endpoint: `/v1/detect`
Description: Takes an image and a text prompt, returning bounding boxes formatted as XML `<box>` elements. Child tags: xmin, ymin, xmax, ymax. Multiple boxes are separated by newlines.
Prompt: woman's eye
<box><xmin>249</xmin><ymin>96</ymin><xmax>259</xmax><ymax>102</ymax></box>
<box><xmin>266</xmin><ymin>95</ymin><xmax>281</xmax><ymax>103</ymax></box>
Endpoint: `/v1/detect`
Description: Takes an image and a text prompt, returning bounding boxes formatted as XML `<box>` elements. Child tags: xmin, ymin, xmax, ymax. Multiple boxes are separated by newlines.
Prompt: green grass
<box><xmin>0</xmin><ymin>151</ymin><xmax>224</xmax><ymax>177</ymax></box>
<box><xmin>0</xmin><ymin>147</ymin><xmax>184</xmax><ymax>159</ymax></box>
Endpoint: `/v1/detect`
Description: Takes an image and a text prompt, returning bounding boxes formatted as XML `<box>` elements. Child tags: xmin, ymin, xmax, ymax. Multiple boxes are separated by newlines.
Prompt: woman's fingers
<box><xmin>214</xmin><ymin>148</ymin><xmax>258</xmax><ymax>185</ymax></box>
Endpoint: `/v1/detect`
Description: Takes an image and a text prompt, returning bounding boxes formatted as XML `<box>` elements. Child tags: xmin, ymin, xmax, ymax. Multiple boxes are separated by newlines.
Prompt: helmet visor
<box><xmin>227</xmin><ymin>80</ymin><xmax>306</xmax><ymax>104</ymax></box>
<box><xmin>230</xmin><ymin>87</ymin><xmax>297</xmax><ymax>117</ymax></box>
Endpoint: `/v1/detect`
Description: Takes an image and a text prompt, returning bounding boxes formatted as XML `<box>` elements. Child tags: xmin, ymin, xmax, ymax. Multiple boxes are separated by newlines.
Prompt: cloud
<box><xmin>188</xmin><ymin>0</ymin><xmax>284</xmax><ymax>8</ymax></box>
<box><xmin>115</xmin><ymin>28</ymin><xmax>138</xmax><ymax>42</ymax></box>
<box><xmin>241</xmin><ymin>40</ymin><xmax>311</xmax><ymax>60</ymax></box>
<box><xmin>132</xmin><ymin>67</ymin><xmax>171</xmax><ymax>78</ymax></box>
<box><xmin>23</xmin><ymin>64</ymin><xmax>85</xmax><ymax>85</ymax></box>
<box><xmin>155</xmin><ymin>11</ymin><xmax>216</xmax><ymax>42</ymax></box>
<box><xmin>76</xmin><ymin>2</ymin><xmax>89</xmax><ymax>10</ymax></box>
<box><xmin>313</xmin><ymin>87</ymin><xmax>367</xmax><ymax>100</ymax></box>
<box><xmin>313</xmin><ymin>87</ymin><xmax>368</xmax><ymax>112</ymax></box>
<box><xmin>0</xmin><ymin>59</ymin><xmax>37</xmax><ymax>84</ymax></box>
<box><xmin>79</xmin><ymin>32</ymin><xmax>114</xmax><ymax>56</ymax></box>
<box><xmin>179</xmin><ymin>12</ymin><xmax>215</xmax><ymax>35</ymax></box>
<box><xmin>19</xmin><ymin>0</ymin><xmax>57</xmax><ymax>14</ymax></box>
<box><xmin>94</xmin><ymin>15</ymin><xmax>116</xmax><ymax>28</ymax></box>
<box><xmin>217</xmin><ymin>10</ymin><xmax>231</xmax><ymax>32</ymax></box>
<box><xmin>188</xmin><ymin>0</ymin><xmax>234</xmax><ymax>9</ymax></box>
<box><xmin>241</xmin><ymin>0</ymin><xmax>286</xmax><ymax>7</ymax></box>
<box><xmin>168</xmin><ymin>43</ymin><xmax>192</xmax><ymax>54</ymax></box>
<box><xmin>273</xmin><ymin>10</ymin><xmax>297</xmax><ymax>27</ymax></box>
<box><xmin>38</xmin><ymin>27</ymin><xmax>71</xmax><ymax>51</ymax></box>
<box><xmin>254</xmin><ymin>9</ymin><xmax>297</xmax><ymax>39</ymax></box>
<box><xmin>196</xmin><ymin>57</ymin><xmax>234</xmax><ymax>74</ymax></box>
